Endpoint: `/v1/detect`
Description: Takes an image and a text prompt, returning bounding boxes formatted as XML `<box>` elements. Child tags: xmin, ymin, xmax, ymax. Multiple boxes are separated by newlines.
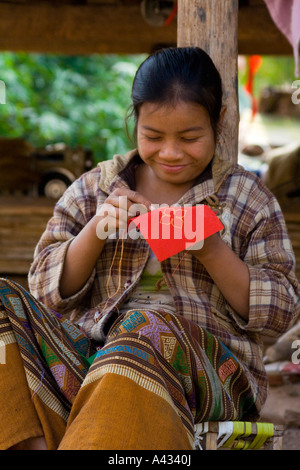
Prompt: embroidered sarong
<box><xmin>0</xmin><ymin>278</ymin><xmax>255</xmax><ymax>450</ymax></box>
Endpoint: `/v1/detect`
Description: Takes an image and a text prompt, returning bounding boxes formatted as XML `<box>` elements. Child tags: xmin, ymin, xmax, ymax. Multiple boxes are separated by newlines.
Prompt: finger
<box><xmin>96</xmin><ymin>204</ymin><xmax>128</xmax><ymax>226</ymax></box>
<box><xmin>113</xmin><ymin>188</ymin><xmax>152</xmax><ymax>211</ymax></box>
<box><xmin>127</xmin><ymin>202</ymin><xmax>148</xmax><ymax>218</ymax></box>
<box><xmin>95</xmin><ymin>209</ymin><xmax>128</xmax><ymax>240</ymax></box>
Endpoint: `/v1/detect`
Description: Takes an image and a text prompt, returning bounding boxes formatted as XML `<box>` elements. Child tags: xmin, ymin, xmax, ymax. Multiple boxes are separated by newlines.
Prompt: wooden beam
<box><xmin>0</xmin><ymin>1</ymin><xmax>294</xmax><ymax>56</ymax></box>
<box><xmin>0</xmin><ymin>3</ymin><xmax>177</xmax><ymax>55</ymax></box>
<box><xmin>177</xmin><ymin>0</ymin><xmax>239</xmax><ymax>164</ymax></box>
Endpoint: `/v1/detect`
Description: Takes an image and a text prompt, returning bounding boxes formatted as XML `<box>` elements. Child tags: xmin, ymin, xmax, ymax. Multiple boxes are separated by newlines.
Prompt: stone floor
<box><xmin>260</xmin><ymin>381</ymin><xmax>300</xmax><ymax>450</ymax></box>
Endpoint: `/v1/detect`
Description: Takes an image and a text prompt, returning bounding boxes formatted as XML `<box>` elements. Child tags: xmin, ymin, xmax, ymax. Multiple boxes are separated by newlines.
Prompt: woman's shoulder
<box><xmin>51</xmin><ymin>166</ymin><xmax>106</xmax><ymax>226</ymax></box>
<box><xmin>216</xmin><ymin>163</ymin><xmax>287</xmax><ymax>232</ymax></box>
<box><xmin>63</xmin><ymin>150</ymin><xmax>139</xmax><ymax>199</ymax></box>
<box><xmin>59</xmin><ymin>166</ymin><xmax>104</xmax><ymax>204</ymax></box>
<box><xmin>223</xmin><ymin>162</ymin><xmax>278</xmax><ymax>204</ymax></box>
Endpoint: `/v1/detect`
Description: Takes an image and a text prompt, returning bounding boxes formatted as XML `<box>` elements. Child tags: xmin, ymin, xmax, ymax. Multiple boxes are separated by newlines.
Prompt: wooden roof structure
<box><xmin>0</xmin><ymin>0</ymin><xmax>295</xmax><ymax>56</ymax></box>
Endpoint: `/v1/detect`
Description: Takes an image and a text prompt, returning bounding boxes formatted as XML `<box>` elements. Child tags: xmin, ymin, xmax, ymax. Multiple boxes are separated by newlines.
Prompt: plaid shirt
<box><xmin>28</xmin><ymin>150</ymin><xmax>300</xmax><ymax>412</ymax></box>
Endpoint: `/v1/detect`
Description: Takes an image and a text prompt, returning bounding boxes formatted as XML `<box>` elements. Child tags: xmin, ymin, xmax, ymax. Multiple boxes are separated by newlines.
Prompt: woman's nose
<box><xmin>158</xmin><ymin>140</ymin><xmax>183</xmax><ymax>160</ymax></box>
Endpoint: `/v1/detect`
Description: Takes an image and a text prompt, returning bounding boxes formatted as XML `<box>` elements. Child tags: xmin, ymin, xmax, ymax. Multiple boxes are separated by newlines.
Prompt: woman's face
<box><xmin>137</xmin><ymin>101</ymin><xmax>216</xmax><ymax>191</ymax></box>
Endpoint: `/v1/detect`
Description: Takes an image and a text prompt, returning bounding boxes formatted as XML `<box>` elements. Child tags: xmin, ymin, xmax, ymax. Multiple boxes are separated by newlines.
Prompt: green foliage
<box><xmin>0</xmin><ymin>52</ymin><xmax>296</xmax><ymax>162</ymax></box>
<box><xmin>255</xmin><ymin>56</ymin><xmax>296</xmax><ymax>92</ymax></box>
<box><xmin>0</xmin><ymin>52</ymin><xmax>146</xmax><ymax>162</ymax></box>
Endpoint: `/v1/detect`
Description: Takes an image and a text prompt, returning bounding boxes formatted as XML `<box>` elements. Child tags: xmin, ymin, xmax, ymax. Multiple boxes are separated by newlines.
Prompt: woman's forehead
<box><xmin>137</xmin><ymin>101</ymin><xmax>211</xmax><ymax>127</ymax></box>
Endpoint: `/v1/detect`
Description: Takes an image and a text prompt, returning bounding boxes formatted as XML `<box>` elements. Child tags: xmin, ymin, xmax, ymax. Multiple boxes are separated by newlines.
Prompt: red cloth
<box><xmin>129</xmin><ymin>205</ymin><xmax>224</xmax><ymax>262</ymax></box>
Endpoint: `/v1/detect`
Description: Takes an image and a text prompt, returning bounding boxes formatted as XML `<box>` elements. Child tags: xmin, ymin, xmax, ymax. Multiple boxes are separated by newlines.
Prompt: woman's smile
<box><xmin>158</xmin><ymin>163</ymin><xmax>187</xmax><ymax>173</ymax></box>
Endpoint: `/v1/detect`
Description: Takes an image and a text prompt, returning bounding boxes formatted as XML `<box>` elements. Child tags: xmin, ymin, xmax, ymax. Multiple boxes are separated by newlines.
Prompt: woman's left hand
<box><xmin>189</xmin><ymin>233</ymin><xmax>250</xmax><ymax>321</ymax></box>
<box><xmin>188</xmin><ymin>233</ymin><xmax>221</xmax><ymax>261</ymax></box>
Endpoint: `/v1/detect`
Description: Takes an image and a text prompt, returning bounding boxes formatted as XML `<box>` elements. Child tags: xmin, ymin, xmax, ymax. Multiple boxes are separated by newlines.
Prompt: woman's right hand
<box><xmin>60</xmin><ymin>188</ymin><xmax>152</xmax><ymax>299</ymax></box>
<box><xmin>95</xmin><ymin>188</ymin><xmax>152</xmax><ymax>240</ymax></box>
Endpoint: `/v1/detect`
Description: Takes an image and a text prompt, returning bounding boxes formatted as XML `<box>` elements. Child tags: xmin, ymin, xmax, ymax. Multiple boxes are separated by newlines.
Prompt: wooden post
<box><xmin>177</xmin><ymin>0</ymin><xmax>239</xmax><ymax>163</ymax></box>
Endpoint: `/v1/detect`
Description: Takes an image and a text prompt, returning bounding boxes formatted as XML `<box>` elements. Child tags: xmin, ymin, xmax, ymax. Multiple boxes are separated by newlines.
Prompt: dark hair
<box><xmin>127</xmin><ymin>47</ymin><xmax>223</xmax><ymax>142</ymax></box>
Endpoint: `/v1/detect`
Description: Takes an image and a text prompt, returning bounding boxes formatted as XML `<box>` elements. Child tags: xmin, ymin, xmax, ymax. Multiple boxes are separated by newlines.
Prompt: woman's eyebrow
<box><xmin>141</xmin><ymin>125</ymin><xmax>162</xmax><ymax>132</ymax></box>
<box><xmin>179</xmin><ymin>126</ymin><xmax>205</xmax><ymax>133</ymax></box>
<box><xmin>141</xmin><ymin>125</ymin><xmax>204</xmax><ymax>133</ymax></box>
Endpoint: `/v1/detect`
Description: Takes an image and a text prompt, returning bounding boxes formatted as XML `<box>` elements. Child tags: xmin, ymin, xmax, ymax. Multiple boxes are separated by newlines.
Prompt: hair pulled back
<box><xmin>128</xmin><ymin>47</ymin><xmax>223</xmax><ymax>141</ymax></box>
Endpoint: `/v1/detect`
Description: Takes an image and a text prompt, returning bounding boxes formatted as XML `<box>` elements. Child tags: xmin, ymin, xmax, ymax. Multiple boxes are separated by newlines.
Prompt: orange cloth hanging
<box><xmin>244</xmin><ymin>55</ymin><xmax>263</xmax><ymax>119</ymax></box>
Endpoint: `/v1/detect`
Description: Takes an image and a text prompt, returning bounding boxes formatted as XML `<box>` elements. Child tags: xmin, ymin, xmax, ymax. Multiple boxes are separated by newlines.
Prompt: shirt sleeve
<box><xmin>28</xmin><ymin>168</ymin><xmax>103</xmax><ymax>313</ymax></box>
<box><xmin>228</xmin><ymin>192</ymin><xmax>300</xmax><ymax>338</ymax></box>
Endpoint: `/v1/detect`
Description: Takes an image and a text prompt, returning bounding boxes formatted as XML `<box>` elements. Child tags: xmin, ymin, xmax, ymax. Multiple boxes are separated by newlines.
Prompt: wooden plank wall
<box><xmin>0</xmin><ymin>197</ymin><xmax>54</xmax><ymax>288</ymax></box>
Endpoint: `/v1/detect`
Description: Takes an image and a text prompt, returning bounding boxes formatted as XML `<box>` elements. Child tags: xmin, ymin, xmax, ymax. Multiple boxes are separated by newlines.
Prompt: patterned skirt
<box><xmin>0</xmin><ymin>278</ymin><xmax>256</xmax><ymax>450</ymax></box>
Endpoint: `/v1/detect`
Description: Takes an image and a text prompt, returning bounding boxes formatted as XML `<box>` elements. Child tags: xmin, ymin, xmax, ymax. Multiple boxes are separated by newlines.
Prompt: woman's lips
<box><xmin>159</xmin><ymin>163</ymin><xmax>186</xmax><ymax>173</ymax></box>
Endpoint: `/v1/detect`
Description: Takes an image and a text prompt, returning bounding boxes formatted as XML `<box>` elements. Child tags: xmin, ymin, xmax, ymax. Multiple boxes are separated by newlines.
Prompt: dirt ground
<box><xmin>260</xmin><ymin>381</ymin><xmax>300</xmax><ymax>450</ymax></box>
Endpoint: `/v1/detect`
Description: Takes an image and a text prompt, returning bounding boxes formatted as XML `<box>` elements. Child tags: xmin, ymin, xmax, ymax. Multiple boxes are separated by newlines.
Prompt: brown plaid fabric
<box><xmin>28</xmin><ymin>150</ymin><xmax>300</xmax><ymax>414</ymax></box>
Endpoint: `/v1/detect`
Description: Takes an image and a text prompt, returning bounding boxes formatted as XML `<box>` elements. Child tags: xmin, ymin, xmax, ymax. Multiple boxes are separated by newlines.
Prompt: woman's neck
<box><xmin>134</xmin><ymin>164</ymin><xmax>193</xmax><ymax>206</ymax></box>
